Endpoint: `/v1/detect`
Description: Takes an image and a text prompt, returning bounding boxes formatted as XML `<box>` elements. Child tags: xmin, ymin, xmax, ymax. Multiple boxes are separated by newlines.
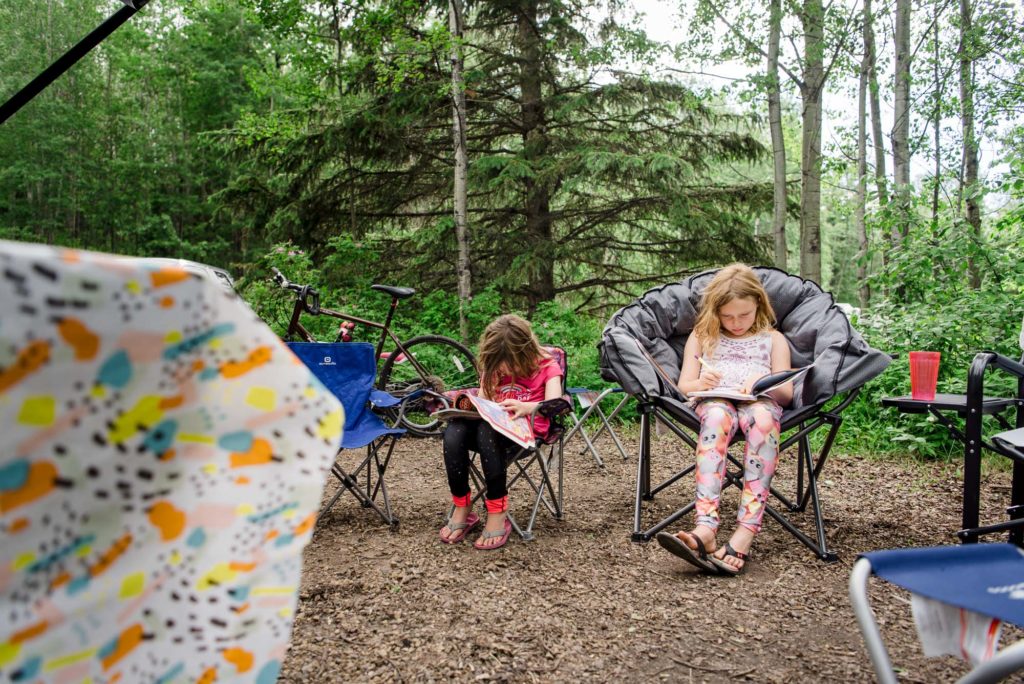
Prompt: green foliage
<box><xmin>837</xmin><ymin>190</ymin><xmax>1024</xmax><ymax>457</ymax></box>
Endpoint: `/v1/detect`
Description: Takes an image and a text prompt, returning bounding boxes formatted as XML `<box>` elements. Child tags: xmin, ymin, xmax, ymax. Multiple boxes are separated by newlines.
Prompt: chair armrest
<box><xmin>536</xmin><ymin>397</ymin><xmax>571</xmax><ymax>419</ymax></box>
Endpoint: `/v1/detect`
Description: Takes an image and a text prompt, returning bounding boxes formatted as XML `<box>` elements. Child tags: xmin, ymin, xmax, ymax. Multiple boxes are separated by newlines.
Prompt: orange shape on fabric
<box><xmin>58</xmin><ymin>318</ymin><xmax>100</xmax><ymax>361</ymax></box>
<box><xmin>293</xmin><ymin>513</ymin><xmax>315</xmax><ymax>537</ymax></box>
<box><xmin>11</xmin><ymin>620</ymin><xmax>49</xmax><ymax>644</ymax></box>
<box><xmin>222</xmin><ymin>648</ymin><xmax>254</xmax><ymax>674</ymax></box>
<box><xmin>159</xmin><ymin>394</ymin><xmax>185</xmax><ymax>410</ymax></box>
<box><xmin>234</xmin><ymin>476</ymin><xmax>250</xmax><ymax>485</ymax></box>
<box><xmin>0</xmin><ymin>340</ymin><xmax>50</xmax><ymax>393</ymax></box>
<box><xmin>219</xmin><ymin>346</ymin><xmax>273</xmax><ymax>379</ymax></box>
<box><xmin>228</xmin><ymin>561</ymin><xmax>257</xmax><ymax>573</ymax></box>
<box><xmin>196</xmin><ymin>667</ymin><xmax>218</xmax><ymax>684</ymax></box>
<box><xmin>160</xmin><ymin>448</ymin><xmax>176</xmax><ymax>462</ymax></box>
<box><xmin>159</xmin><ymin>296</ymin><xmax>175</xmax><ymax>308</ymax></box>
<box><xmin>50</xmin><ymin>571</ymin><xmax>71</xmax><ymax>590</ymax></box>
<box><xmin>229</xmin><ymin>438</ymin><xmax>273</xmax><ymax>468</ymax></box>
<box><xmin>0</xmin><ymin>461</ymin><xmax>57</xmax><ymax>513</ymax></box>
<box><xmin>90</xmin><ymin>534</ymin><xmax>132</xmax><ymax>578</ymax></box>
<box><xmin>9</xmin><ymin>517</ymin><xmax>29</xmax><ymax>533</ymax></box>
<box><xmin>101</xmin><ymin>624</ymin><xmax>144</xmax><ymax>670</ymax></box>
<box><xmin>150</xmin><ymin>267</ymin><xmax>190</xmax><ymax>288</ymax></box>
<box><xmin>148</xmin><ymin>501</ymin><xmax>186</xmax><ymax>541</ymax></box>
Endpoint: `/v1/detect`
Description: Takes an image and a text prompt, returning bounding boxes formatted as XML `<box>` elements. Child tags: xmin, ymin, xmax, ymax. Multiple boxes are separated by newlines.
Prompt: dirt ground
<box><xmin>280</xmin><ymin>427</ymin><xmax>1019</xmax><ymax>683</ymax></box>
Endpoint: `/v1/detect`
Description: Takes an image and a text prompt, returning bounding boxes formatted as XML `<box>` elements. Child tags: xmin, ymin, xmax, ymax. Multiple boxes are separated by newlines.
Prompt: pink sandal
<box><xmin>439</xmin><ymin>512</ymin><xmax>480</xmax><ymax>544</ymax></box>
<box><xmin>473</xmin><ymin>518</ymin><xmax>512</xmax><ymax>550</ymax></box>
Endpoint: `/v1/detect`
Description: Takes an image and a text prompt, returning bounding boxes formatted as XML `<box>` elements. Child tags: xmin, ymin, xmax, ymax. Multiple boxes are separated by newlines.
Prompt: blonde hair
<box><xmin>477</xmin><ymin>314</ymin><xmax>546</xmax><ymax>399</ymax></box>
<box><xmin>693</xmin><ymin>263</ymin><xmax>776</xmax><ymax>355</ymax></box>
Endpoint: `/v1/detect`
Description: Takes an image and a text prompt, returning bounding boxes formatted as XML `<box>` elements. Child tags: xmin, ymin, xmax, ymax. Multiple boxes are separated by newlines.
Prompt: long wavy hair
<box><xmin>477</xmin><ymin>314</ymin><xmax>546</xmax><ymax>399</ymax></box>
<box><xmin>692</xmin><ymin>263</ymin><xmax>776</xmax><ymax>356</ymax></box>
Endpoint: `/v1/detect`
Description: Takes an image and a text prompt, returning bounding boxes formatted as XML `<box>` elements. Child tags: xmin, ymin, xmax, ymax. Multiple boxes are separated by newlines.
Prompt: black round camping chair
<box><xmin>599</xmin><ymin>266</ymin><xmax>891</xmax><ymax>561</ymax></box>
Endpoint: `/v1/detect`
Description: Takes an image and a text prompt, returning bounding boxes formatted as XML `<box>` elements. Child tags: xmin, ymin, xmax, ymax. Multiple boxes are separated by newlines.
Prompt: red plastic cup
<box><xmin>909</xmin><ymin>351</ymin><xmax>941</xmax><ymax>401</ymax></box>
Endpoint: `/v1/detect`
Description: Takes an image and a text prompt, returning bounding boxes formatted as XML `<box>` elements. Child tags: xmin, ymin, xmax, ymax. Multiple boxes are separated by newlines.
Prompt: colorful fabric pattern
<box><xmin>693</xmin><ymin>397</ymin><xmax>781</xmax><ymax>533</ymax></box>
<box><xmin>0</xmin><ymin>241</ymin><xmax>342</xmax><ymax>684</ymax></box>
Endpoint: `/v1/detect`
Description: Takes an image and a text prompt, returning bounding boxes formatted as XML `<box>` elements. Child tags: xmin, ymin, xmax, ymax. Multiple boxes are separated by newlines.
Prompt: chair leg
<box><xmin>316</xmin><ymin>438</ymin><xmax>399</xmax><ymax>527</ymax></box>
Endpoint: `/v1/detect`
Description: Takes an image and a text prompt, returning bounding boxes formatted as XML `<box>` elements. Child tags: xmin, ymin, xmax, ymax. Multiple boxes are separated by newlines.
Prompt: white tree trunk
<box><xmin>768</xmin><ymin>0</ymin><xmax>788</xmax><ymax>270</ymax></box>
<box><xmin>449</xmin><ymin>0</ymin><xmax>472</xmax><ymax>342</ymax></box>
<box><xmin>959</xmin><ymin>0</ymin><xmax>982</xmax><ymax>288</ymax></box>
<box><xmin>856</xmin><ymin>8</ymin><xmax>870</xmax><ymax>308</ymax></box>
<box><xmin>799</xmin><ymin>0</ymin><xmax>824</xmax><ymax>284</ymax></box>
<box><xmin>893</xmin><ymin>0</ymin><xmax>912</xmax><ymax>242</ymax></box>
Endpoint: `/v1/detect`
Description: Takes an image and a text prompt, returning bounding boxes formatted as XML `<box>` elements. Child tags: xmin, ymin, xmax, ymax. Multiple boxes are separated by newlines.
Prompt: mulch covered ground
<box><xmin>280</xmin><ymin>428</ymin><xmax>1018</xmax><ymax>683</ymax></box>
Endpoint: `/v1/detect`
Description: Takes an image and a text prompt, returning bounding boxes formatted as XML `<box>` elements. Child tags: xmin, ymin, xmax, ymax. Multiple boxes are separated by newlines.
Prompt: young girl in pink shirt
<box><xmin>439</xmin><ymin>315</ymin><xmax>563</xmax><ymax>550</ymax></box>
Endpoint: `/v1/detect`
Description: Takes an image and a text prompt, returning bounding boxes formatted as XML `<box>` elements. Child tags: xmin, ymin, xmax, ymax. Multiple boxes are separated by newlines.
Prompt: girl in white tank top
<box><xmin>656</xmin><ymin>264</ymin><xmax>794</xmax><ymax>576</ymax></box>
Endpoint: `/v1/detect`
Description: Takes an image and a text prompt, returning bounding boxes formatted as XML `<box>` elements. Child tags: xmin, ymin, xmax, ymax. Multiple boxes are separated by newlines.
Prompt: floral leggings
<box><xmin>693</xmin><ymin>398</ymin><xmax>783</xmax><ymax>533</ymax></box>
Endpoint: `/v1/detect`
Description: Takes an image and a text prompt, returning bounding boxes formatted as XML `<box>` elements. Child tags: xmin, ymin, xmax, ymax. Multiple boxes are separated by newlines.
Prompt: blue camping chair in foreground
<box><xmin>290</xmin><ymin>341</ymin><xmax>406</xmax><ymax>526</ymax></box>
<box><xmin>850</xmin><ymin>544</ymin><xmax>1024</xmax><ymax>683</ymax></box>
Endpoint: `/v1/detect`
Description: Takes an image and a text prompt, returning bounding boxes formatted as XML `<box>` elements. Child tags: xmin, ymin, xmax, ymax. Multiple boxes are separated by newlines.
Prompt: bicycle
<box><xmin>270</xmin><ymin>267</ymin><xmax>478</xmax><ymax>437</ymax></box>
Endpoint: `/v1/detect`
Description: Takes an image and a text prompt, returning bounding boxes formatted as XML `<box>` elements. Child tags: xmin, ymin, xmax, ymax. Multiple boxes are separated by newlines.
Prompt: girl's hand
<box><xmin>498</xmin><ymin>399</ymin><xmax>533</xmax><ymax>419</ymax></box>
<box><xmin>697</xmin><ymin>369</ymin><xmax>722</xmax><ymax>391</ymax></box>
<box><xmin>738</xmin><ymin>373</ymin><xmax>762</xmax><ymax>395</ymax></box>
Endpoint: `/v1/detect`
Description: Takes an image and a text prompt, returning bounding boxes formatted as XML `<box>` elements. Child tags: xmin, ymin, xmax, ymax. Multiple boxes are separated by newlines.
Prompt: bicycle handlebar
<box><xmin>270</xmin><ymin>267</ymin><xmax>320</xmax><ymax>315</ymax></box>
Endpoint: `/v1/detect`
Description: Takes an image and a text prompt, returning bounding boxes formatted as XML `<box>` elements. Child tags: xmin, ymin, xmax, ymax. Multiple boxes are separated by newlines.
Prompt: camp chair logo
<box><xmin>320</xmin><ymin>356</ymin><xmax>336</xmax><ymax>366</ymax></box>
<box><xmin>986</xmin><ymin>581</ymin><xmax>1024</xmax><ymax>600</ymax></box>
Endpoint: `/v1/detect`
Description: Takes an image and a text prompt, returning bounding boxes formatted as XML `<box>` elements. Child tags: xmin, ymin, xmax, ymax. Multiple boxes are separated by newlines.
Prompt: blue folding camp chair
<box><xmin>850</xmin><ymin>544</ymin><xmax>1024</xmax><ymax>683</ymax></box>
<box><xmin>289</xmin><ymin>341</ymin><xmax>406</xmax><ymax>525</ymax></box>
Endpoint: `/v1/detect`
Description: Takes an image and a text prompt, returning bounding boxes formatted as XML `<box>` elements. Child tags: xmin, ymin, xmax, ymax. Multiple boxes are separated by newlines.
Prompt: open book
<box><xmin>431</xmin><ymin>394</ymin><xmax>535</xmax><ymax>448</ymax></box>
<box><xmin>687</xmin><ymin>364</ymin><xmax>814</xmax><ymax>401</ymax></box>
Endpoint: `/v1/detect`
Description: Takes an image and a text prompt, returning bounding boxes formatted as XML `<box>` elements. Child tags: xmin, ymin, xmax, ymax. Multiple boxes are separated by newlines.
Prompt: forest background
<box><xmin>1</xmin><ymin>0</ymin><xmax>1023</xmax><ymax>457</ymax></box>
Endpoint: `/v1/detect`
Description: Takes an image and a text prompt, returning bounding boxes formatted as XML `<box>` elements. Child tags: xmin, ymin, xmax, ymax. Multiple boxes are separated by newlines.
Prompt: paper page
<box><xmin>687</xmin><ymin>388</ymin><xmax>757</xmax><ymax>401</ymax></box>
<box><xmin>467</xmin><ymin>394</ymin><xmax>535</xmax><ymax>448</ymax></box>
<box><xmin>431</xmin><ymin>408</ymin><xmax>481</xmax><ymax>421</ymax></box>
<box><xmin>910</xmin><ymin>594</ymin><xmax>1003</xmax><ymax>666</ymax></box>
<box><xmin>576</xmin><ymin>390</ymin><xmax>600</xmax><ymax>409</ymax></box>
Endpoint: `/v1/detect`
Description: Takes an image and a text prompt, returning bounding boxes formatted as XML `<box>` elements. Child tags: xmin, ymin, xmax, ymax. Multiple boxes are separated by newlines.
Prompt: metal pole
<box><xmin>0</xmin><ymin>1</ymin><xmax>149</xmax><ymax>126</ymax></box>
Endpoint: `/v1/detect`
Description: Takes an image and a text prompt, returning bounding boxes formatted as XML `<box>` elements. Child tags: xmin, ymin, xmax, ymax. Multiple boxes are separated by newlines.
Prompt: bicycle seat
<box><xmin>371</xmin><ymin>284</ymin><xmax>415</xmax><ymax>299</ymax></box>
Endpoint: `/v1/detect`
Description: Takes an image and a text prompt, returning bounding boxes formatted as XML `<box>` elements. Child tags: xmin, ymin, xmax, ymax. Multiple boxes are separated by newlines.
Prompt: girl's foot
<box><xmin>475</xmin><ymin>512</ymin><xmax>508</xmax><ymax>549</ymax></box>
<box><xmin>714</xmin><ymin>526</ymin><xmax>755</xmax><ymax>572</ymax></box>
<box><xmin>675</xmin><ymin>525</ymin><xmax>717</xmax><ymax>555</ymax></box>
<box><xmin>440</xmin><ymin>506</ymin><xmax>472</xmax><ymax>542</ymax></box>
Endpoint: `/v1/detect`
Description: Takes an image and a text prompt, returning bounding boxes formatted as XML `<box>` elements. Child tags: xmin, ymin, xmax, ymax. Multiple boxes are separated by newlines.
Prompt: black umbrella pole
<box><xmin>0</xmin><ymin>1</ymin><xmax>149</xmax><ymax>126</ymax></box>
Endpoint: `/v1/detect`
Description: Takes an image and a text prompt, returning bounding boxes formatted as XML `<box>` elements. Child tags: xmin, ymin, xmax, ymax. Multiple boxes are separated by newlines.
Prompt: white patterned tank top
<box><xmin>702</xmin><ymin>332</ymin><xmax>773</xmax><ymax>389</ymax></box>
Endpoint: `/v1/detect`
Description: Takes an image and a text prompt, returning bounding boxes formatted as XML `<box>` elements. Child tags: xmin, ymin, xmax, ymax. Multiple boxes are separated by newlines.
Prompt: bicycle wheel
<box><xmin>378</xmin><ymin>335</ymin><xmax>477</xmax><ymax>437</ymax></box>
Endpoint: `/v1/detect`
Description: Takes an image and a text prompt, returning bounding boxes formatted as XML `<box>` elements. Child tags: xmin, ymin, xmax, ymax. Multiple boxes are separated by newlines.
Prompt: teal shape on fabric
<box><xmin>275</xmin><ymin>533</ymin><xmax>295</xmax><ymax>547</ymax></box>
<box><xmin>256</xmin><ymin>660</ymin><xmax>281</xmax><ymax>684</ymax></box>
<box><xmin>144</xmin><ymin>419</ymin><xmax>178</xmax><ymax>455</ymax></box>
<box><xmin>67</xmin><ymin>574</ymin><xmax>91</xmax><ymax>596</ymax></box>
<box><xmin>247</xmin><ymin>502</ymin><xmax>298</xmax><ymax>523</ymax></box>
<box><xmin>163</xmin><ymin>323</ymin><xmax>235</xmax><ymax>361</ymax></box>
<box><xmin>228</xmin><ymin>585</ymin><xmax>250</xmax><ymax>601</ymax></box>
<box><xmin>11</xmin><ymin>655</ymin><xmax>41</xmax><ymax>681</ymax></box>
<box><xmin>186</xmin><ymin>527</ymin><xmax>206</xmax><ymax>548</ymax></box>
<box><xmin>155</xmin><ymin>662</ymin><xmax>185</xmax><ymax>684</ymax></box>
<box><xmin>199</xmin><ymin>367</ymin><xmax>220</xmax><ymax>381</ymax></box>
<box><xmin>97</xmin><ymin>350</ymin><xmax>132</xmax><ymax>388</ymax></box>
<box><xmin>28</xmin><ymin>534</ymin><xmax>95</xmax><ymax>573</ymax></box>
<box><xmin>97</xmin><ymin>634</ymin><xmax>119</xmax><ymax>661</ymax></box>
<box><xmin>0</xmin><ymin>460</ymin><xmax>29</xmax><ymax>492</ymax></box>
<box><xmin>218</xmin><ymin>431</ymin><xmax>253</xmax><ymax>452</ymax></box>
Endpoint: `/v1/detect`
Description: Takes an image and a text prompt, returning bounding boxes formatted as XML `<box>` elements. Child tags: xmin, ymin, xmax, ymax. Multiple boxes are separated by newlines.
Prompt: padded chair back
<box><xmin>0</xmin><ymin>240</ymin><xmax>342</xmax><ymax>683</ymax></box>
<box><xmin>600</xmin><ymin>266</ymin><xmax>891</xmax><ymax>408</ymax></box>
<box><xmin>288</xmin><ymin>342</ymin><xmax>404</xmax><ymax>449</ymax></box>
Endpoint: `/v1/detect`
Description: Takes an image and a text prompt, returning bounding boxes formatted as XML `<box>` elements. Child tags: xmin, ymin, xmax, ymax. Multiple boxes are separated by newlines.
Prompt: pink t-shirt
<box><xmin>493</xmin><ymin>356</ymin><xmax>563</xmax><ymax>438</ymax></box>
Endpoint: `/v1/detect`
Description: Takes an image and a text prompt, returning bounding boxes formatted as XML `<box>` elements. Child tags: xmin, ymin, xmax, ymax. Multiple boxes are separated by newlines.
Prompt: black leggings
<box><xmin>443</xmin><ymin>419</ymin><xmax>518</xmax><ymax>501</ymax></box>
